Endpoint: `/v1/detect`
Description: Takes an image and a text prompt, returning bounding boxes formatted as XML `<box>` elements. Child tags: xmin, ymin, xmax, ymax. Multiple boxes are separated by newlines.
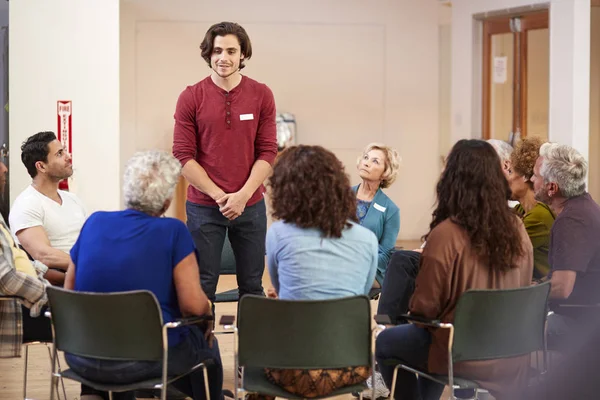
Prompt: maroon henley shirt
<box><xmin>173</xmin><ymin>75</ymin><xmax>278</xmax><ymax>207</ymax></box>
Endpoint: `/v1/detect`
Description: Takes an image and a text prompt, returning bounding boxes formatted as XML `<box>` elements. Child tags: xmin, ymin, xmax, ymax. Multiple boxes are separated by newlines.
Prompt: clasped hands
<box><xmin>214</xmin><ymin>190</ymin><xmax>251</xmax><ymax>220</ymax></box>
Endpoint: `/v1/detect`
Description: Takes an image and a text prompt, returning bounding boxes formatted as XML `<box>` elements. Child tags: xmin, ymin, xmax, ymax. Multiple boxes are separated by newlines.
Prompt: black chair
<box><xmin>224</xmin><ymin>295</ymin><xmax>378</xmax><ymax>399</ymax></box>
<box><xmin>0</xmin><ymin>295</ymin><xmax>67</xmax><ymax>400</ymax></box>
<box><xmin>45</xmin><ymin>287</ymin><xmax>214</xmax><ymax>400</ymax></box>
<box><xmin>375</xmin><ymin>282</ymin><xmax>551</xmax><ymax>399</ymax></box>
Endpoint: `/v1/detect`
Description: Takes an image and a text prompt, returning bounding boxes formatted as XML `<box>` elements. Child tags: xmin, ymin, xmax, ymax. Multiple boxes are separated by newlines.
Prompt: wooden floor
<box><xmin>0</xmin><ymin>240</ymin><xmax>460</xmax><ymax>400</ymax></box>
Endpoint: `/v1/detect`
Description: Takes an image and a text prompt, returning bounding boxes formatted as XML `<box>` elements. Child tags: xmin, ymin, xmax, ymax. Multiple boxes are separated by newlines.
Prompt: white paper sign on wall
<box><xmin>493</xmin><ymin>56</ymin><xmax>508</xmax><ymax>84</ymax></box>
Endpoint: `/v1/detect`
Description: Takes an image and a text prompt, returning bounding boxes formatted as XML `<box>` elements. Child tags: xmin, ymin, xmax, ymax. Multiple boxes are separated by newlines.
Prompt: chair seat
<box><xmin>243</xmin><ymin>367</ymin><xmax>368</xmax><ymax>399</ymax></box>
<box><xmin>60</xmin><ymin>368</ymin><xmax>174</xmax><ymax>393</ymax></box>
<box><xmin>427</xmin><ymin>374</ymin><xmax>479</xmax><ymax>389</ymax></box>
<box><xmin>381</xmin><ymin>359</ymin><xmax>479</xmax><ymax>389</ymax></box>
<box><xmin>215</xmin><ymin>288</ymin><xmax>239</xmax><ymax>303</ymax></box>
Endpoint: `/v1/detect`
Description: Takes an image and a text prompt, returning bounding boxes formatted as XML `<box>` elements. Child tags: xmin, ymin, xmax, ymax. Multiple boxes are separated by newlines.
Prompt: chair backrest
<box><xmin>238</xmin><ymin>295</ymin><xmax>371</xmax><ymax>369</ymax></box>
<box><xmin>46</xmin><ymin>286</ymin><xmax>164</xmax><ymax>361</ymax></box>
<box><xmin>452</xmin><ymin>281</ymin><xmax>550</xmax><ymax>362</ymax></box>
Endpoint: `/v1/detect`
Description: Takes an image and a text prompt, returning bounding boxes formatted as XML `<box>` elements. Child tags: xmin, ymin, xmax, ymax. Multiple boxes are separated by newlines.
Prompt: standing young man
<box><xmin>173</xmin><ymin>22</ymin><xmax>278</xmax><ymax>303</ymax></box>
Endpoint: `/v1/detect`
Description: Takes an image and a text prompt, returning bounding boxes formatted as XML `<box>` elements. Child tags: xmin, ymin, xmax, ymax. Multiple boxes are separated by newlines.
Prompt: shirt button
<box><xmin>227</xmin><ymin>120</ymin><xmax>231</xmax><ymax>124</ymax></box>
<box><xmin>226</xmin><ymin>101</ymin><xmax>231</xmax><ymax>105</ymax></box>
<box><xmin>226</xmin><ymin>111</ymin><xmax>231</xmax><ymax>115</ymax></box>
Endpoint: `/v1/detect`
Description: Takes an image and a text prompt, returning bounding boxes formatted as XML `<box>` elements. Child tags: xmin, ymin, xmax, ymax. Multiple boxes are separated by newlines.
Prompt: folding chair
<box><xmin>0</xmin><ymin>295</ymin><xmax>66</xmax><ymax>400</ymax></box>
<box><xmin>375</xmin><ymin>282</ymin><xmax>551</xmax><ymax>399</ymax></box>
<box><xmin>223</xmin><ymin>295</ymin><xmax>379</xmax><ymax>399</ymax></box>
<box><xmin>45</xmin><ymin>286</ymin><xmax>214</xmax><ymax>400</ymax></box>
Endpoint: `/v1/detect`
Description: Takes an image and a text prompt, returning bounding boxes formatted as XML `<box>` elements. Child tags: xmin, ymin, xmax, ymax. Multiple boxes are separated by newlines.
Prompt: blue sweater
<box><xmin>266</xmin><ymin>221</ymin><xmax>378</xmax><ymax>300</ymax></box>
<box><xmin>352</xmin><ymin>185</ymin><xmax>401</xmax><ymax>285</ymax></box>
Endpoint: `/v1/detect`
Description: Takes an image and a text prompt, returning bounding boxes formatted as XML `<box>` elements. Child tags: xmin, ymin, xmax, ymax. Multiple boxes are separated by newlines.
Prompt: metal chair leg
<box><xmin>202</xmin><ymin>364</ymin><xmax>211</xmax><ymax>400</ymax></box>
<box><xmin>389</xmin><ymin>365</ymin><xmax>400</xmax><ymax>400</ymax></box>
<box><xmin>22</xmin><ymin>345</ymin><xmax>28</xmax><ymax>400</ymax></box>
<box><xmin>44</xmin><ymin>344</ymin><xmax>66</xmax><ymax>400</ymax></box>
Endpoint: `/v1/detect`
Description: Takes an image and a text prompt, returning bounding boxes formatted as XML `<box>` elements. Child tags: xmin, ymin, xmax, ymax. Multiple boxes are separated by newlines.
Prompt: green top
<box><xmin>514</xmin><ymin>202</ymin><xmax>556</xmax><ymax>279</ymax></box>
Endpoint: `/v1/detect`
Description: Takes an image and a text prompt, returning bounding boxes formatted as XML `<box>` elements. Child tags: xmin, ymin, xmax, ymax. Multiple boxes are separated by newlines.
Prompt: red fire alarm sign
<box><xmin>57</xmin><ymin>101</ymin><xmax>72</xmax><ymax>191</ymax></box>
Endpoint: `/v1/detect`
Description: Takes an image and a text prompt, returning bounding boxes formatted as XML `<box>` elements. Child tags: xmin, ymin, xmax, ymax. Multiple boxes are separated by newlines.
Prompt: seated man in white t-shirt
<box><xmin>9</xmin><ymin>131</ymin><xmax>86</xmax><ymax>286</ymax></box>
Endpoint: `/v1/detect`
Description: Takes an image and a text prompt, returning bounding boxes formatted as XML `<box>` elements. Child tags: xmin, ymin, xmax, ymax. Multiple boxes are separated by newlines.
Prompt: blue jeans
<box><xmin>66</xmin><ymin>325</ymin><xmax>223</xmax><ymax>400</ymax></box>
<box><xmin>376</xmin><ymin>324</ymin><xmax>445</xmax><ymax>400</ymax></box>
<box><xmin>186</xmin><ymin>200</ymin><xmax>267</xmax><ymax>302</ymax></box>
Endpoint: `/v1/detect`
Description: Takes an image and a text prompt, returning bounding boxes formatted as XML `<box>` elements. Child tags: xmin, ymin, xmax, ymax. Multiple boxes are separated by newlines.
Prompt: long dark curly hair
<box><xmin>426</xmin><ymin>139</ymin><xmax>524</xmax><ymax>271</ymax></box>
<box><xmin>268</xmin><ymin>145</ymin><xmax>358</xmax><ymax>238</ymax></box>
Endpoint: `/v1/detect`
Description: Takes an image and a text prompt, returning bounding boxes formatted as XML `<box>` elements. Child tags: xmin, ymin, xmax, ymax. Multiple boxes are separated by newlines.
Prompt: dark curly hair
<box><xmin>200</xmin><ymin>22</ymin><xmax>252</xmax><ymax>70</ymax></box>
<box><xmin>511</xmin><ymin>136</ymin><xmax>543</xmax><ymax>186</ymax></box>
<box><xmin>426</xmin><ymin>139</ymin><xmax>524</xmax><ymax>272</ymax></box>
<box><xmin>268</xmin><ymin>145</ymin><xmax>358</xmax><ymax>238</ymax></box>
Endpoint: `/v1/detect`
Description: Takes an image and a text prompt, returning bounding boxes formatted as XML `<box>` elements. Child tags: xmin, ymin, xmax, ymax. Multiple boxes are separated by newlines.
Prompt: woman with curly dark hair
<box><xmin>260</xmin><ymin>145</ymin><xmax>377</xmax><ymax>399</ymax></box>
<box><xmin>376</xmin><ymin>139</ymin><xmax>534</xmax><ymax>400</ymax></box>
<box><xmin>507</xmin><ymin>137</ymin><xmax>556</xmax><ymax>279</ymax></box>
<box><xmin>267</xmin><ymin>144</ymin><xmax>377</xmax><ymax>299</ymax></box>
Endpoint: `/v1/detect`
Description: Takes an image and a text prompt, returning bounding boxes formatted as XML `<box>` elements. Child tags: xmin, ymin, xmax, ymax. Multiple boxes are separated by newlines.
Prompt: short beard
<box><xmin>212</xmin><ymin>64</ymin><xmax>238</xmax><ymax>79</ymax></box>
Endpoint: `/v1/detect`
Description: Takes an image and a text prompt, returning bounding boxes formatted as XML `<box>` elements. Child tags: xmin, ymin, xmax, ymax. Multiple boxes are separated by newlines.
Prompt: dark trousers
<box><xmin>21</xmin><ymin>305</ymin><xmax>52</xmax><ymax>343</ymax></box>
<box><xmin>186</xmin><ymin>200</ymin><xmax>267</xmax><ymax>302</ymax></box>
<box><xmin>66</xmin><ymin>325</ymin><xmax>223</xmax><ymax>400</ymax></box>
<box><xmin>376</xmin><ymin>324</ymin><xmax>444</xmax><ymax>400</ymax></box>
<box><xmin>377</xmin><ymin>250</ymin><xmax>421</xmax><ymax>324</ymax></box>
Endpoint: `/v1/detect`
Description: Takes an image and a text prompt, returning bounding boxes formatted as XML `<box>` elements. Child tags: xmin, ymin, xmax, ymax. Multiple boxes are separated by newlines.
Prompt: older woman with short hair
<box><xmin>507</xmin><ymin>137</ymin><xmax>555</xmax><ymax>279</ymax></box>
<box><xmin>487</xmin><ymin>139</ymin><xmax>514</xmax><ymax>177</ymax></box>
<box><xmin>354</xmin><ymin>143</ymin><xmax>401</xmax><ymax>288</ymax></box>
<box><xmin>64</xmin><ymin>150</ymin><xmax>223</xmax><ymax>400</ymax></box>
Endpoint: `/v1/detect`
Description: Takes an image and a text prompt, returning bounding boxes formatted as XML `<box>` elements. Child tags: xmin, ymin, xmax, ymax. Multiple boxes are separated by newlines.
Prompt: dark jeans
<box><xmin>377</xmin><ymin>250</ymin><xmax>421</xmax><ymax>324</ymax></box>
<box><xmin>186</xmin><ymin>199</ymin><xmax>267</xmax><ymax>302</ymax></box>
<box><xmin>376</xmin><ymin>324</ymin><xmax>444</xmax><ymax>400</ymax></box>
<box><xmin>66</xmin><ymin>325</ymin><xmax>223</xmax><ymax>400</ymax></box>
<box><xmin>21</xmin><ymin>305</ymin><xmax>52</xmax><ymax>343</ymax></box>
<box><xmin>375</xmin><ymin>254</ymin><xmax>475</xmax><ymax>399</ymax></box>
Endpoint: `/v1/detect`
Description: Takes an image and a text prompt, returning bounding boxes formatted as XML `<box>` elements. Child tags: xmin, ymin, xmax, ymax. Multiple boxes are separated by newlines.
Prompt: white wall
<box><xmin>120</xmin><ymin>0</ymin><xmax>442</xmax><ymax>240</ymax></box>
<box><xmin>439</xmin><ymin>5</ymin><xmax>453</xmax><ymax>160</ymax></box>
<box><xmin>590</xmin><ymin>7</ymin><xmax>600</xmax><ymax>201</ymax></box>
<box><xmin>451</xmin><ymin>0</ymin><xmax>591</xmax><ymax>162</ymax></box>
<box><xmin>10</xmin><ymin>0</ymin><xmax>121</xmax><ymax>212</ymax></box>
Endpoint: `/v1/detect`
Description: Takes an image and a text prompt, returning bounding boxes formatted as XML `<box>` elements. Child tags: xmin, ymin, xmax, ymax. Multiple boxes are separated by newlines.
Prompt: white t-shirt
<box><xmin>9</xmin><ymin>185</ymin><xmax>87</xmax><ymax>253</ymax></box>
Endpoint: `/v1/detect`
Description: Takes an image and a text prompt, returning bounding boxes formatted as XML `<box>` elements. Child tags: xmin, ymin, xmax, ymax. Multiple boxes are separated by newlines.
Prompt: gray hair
<box><xmin>123</xmin><ymin>150</ymin><xmax>182</xmax><ymax>215</ymax></box>
<box><xmin>539</xmin><ymin>143</ymin><xmax>587</xmax><ymax>198</ymax></box>
<box><xmin>486</xmin><ymin>139</ymin><xmax>513</xmax><ymax>163</ymax></box>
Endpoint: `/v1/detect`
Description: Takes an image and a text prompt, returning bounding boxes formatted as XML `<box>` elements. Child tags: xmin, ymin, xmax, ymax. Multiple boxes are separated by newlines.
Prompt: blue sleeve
<box><xmin>266</xmin><ymin>225</ymin><xmax>280</xmax><ymax>294</ymax></box>
<box><xmin>375</xmin><ymin>206</ymin><xmax>400</xmax><ymax>284</ymax></box>
<box><xmin>171</xmin><ymin>220</ymin><xmax>196</xmax><ymax>269</ymax></box>
<box><xmin>365</xmin><ymin>232</ymin><xmax>379</xmax><ymax>295</ymax></box>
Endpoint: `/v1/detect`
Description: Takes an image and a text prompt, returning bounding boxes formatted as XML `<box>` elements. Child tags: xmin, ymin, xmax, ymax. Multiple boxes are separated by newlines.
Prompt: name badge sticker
<box><xmin>240</xmin><ymin>114</ymin><xmax>254</xmax><ymax>121</ymax></box>
<box><xmin>373</xmin><ymin>203</ymin><xmax>386</xmax><ymax>212</ymax></box>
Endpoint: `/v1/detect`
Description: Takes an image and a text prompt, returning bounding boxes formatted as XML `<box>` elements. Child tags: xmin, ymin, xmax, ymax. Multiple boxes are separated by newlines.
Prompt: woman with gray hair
<box><xmin>63</xmin><ymin>150</ymin><xmax>223</xmax><ymax>400</ymax></box>
<box><xmin>487</xmin><ymin>139</ymin><xmax>513</xmax><ymax>177</ymax></box>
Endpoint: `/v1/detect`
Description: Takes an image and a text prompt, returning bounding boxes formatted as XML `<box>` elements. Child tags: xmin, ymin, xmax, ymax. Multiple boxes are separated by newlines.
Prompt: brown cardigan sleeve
<box><xmin>409</xmin><ymin>221</ymin><xmax>460</xmax><ymax>320</ymax></box>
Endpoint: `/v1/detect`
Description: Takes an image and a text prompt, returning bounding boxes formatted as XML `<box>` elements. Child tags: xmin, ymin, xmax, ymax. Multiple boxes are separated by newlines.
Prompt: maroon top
<box><xmin>173</xmin><ymin>75</ymin><xmax>278</xmax><ymax>207</ymax></box>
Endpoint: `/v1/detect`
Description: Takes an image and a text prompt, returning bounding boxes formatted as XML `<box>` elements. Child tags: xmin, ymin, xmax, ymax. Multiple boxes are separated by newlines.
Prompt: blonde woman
<box><xmin>354</xmin><ymin>143</ymin><xmax>401</xmax><ymax>288</ymax></box>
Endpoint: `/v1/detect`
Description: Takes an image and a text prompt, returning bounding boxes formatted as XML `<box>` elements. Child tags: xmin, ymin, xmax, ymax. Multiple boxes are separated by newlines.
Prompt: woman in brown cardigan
<box><xmin>375</xmin><ymin>139</ymin><xmax>533</xmax><ymax>400</ymax></box>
